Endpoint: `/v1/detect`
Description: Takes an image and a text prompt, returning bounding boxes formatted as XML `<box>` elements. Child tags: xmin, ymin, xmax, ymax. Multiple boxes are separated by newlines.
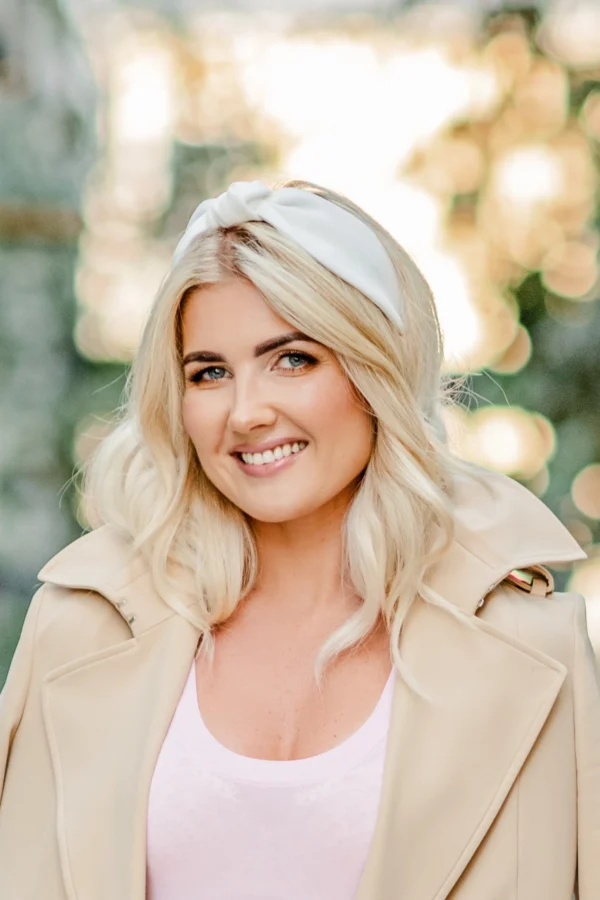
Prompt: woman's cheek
<box><xmin>182</xmin><ymin>395</ymin><xmax>208</xmax><ymax>446</ymax></box>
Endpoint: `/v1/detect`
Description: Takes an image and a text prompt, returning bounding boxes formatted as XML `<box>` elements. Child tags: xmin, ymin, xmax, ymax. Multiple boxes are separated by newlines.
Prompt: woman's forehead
<box><xmin>181</xmin><ymin>280</ymin><xmax>296</xmax><ymax>356</ymax></box>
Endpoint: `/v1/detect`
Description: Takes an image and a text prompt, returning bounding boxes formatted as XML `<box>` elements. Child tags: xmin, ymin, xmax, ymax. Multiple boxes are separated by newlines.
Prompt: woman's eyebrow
<box><xmin>182</xmin><ymin>331</ymin><xmax>315</xmax><ymax>366</ymax></box>
<box><xmin>253</xmin><ymin>331</ymin><xmax>314</xmax><ymax>357</ymax></box>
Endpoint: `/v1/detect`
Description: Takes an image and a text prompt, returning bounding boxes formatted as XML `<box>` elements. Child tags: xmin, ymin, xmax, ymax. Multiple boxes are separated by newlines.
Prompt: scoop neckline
<box><xmin>184</xmin><ymin>662</ymin><xmax>396</xmax><ymax>786</ymax></box>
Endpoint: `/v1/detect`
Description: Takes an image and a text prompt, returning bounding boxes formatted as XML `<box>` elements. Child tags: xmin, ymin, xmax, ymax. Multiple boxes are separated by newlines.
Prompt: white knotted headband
<box><xmin>172</xmin><ymin>180</ymin><xmax>405</xmax><ymax>332</ymax></box>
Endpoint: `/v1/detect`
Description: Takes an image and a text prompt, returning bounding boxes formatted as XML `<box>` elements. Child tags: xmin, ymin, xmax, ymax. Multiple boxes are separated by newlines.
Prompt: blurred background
<box><xmin>1</xmin><ymin>0</ymin><xmax>600</xmax><ymax>686</ymax></box>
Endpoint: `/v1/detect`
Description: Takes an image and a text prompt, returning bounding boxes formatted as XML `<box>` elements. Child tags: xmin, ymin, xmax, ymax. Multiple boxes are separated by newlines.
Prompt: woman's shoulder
<box><xmin>426</xmin><ymin>465</ymin><xmax>586</xmax><ymax>621</ymax></box>
<box><xmin>482</xmin><ymin>574</ymin><xmax>586</xmax><ymax>672</ymax></box>
<box><xmin>37</xmin><ymin>524</ymin><xmax>139</xmax><ymax>591</ymax></box>
<box><xmin>30</xmin><ymin>526</ymin><xmax>146</xmax><ymax>671</ymax></box>
<box><xmin>449</xmin><ymin>465</ymin><xmax>585</xmax><ymax>570</ymax></box>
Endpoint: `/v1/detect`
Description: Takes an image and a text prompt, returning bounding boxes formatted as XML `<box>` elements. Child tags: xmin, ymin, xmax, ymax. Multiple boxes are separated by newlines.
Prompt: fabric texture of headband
<box><xmin>172</xmin><ymin>180</ymin><xmax>405</xmax><ymax>332</ymax></box>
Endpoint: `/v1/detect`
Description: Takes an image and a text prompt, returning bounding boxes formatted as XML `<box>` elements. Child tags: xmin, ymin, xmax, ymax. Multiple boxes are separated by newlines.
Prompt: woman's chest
<box><xmin>147</xmin><ymin>658</ymin><xmax>392</xmax><ymax>900</ymax></box>
<box><xmin>193</xmin><ymin>615</ymin><xmax>392</xmax><ymax>761</ymax></box>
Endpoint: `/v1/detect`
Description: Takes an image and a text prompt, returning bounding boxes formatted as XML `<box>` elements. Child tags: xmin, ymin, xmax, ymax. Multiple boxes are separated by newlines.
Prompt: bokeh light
<box><xmin>538</xmin><ymin>2</ymin><xmax>600</xmax><ymax>71</ymax></box>
<box><xmin>572</xmin><ymin>465</ymin><xmax>600</xmax><ymax>520</ymax></box>
<box><xmin>568</xmin><ymin>555</ymin><xmax>600</xmax><ymax>656</ymax></box>
<box><xmin>444</xmin><ymin>405</ymin><xmax>556</xmax><ymax>482</ymax></box>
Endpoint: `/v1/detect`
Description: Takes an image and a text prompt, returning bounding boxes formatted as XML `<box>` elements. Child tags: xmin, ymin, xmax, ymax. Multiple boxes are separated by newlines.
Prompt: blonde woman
<box><xmin>0</xmin><ymin>179</ymin><xmax>598</xmax><ymax>900</ymax></box>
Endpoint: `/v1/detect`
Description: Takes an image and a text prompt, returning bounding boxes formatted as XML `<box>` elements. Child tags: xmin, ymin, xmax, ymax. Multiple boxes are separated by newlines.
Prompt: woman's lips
<box><xmin>233</xmin><ymin>444</ymin><xmax>307</xmax><ymax>478</ymax></box>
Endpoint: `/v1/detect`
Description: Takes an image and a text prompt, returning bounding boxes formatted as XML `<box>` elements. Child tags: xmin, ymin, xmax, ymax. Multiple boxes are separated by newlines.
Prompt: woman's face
<box><xmin>180</xmin><ymin>278</ymin><xmax>374</xmax><ymax>525</ymax></box>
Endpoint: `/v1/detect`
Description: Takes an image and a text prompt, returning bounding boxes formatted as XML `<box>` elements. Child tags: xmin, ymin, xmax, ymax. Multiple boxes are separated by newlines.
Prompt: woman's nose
<box><xmin>227</xmin><ymin>378</ymin><xmax>277</xmax><ymax>434</ymax></box>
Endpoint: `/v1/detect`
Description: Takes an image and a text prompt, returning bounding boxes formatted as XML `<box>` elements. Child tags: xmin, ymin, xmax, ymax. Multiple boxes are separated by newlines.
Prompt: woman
<box><xmin>0</xmin><ymin>178</ymin><xmax>598</xmax><ymax>900</ymax></box>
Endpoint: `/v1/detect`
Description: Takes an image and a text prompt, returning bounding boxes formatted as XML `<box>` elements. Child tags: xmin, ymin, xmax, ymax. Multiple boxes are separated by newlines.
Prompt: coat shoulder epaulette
<box><xmin>503</xmin><ymin>565</ymin><xmax>554</xmax><ymax>597</ymax></box>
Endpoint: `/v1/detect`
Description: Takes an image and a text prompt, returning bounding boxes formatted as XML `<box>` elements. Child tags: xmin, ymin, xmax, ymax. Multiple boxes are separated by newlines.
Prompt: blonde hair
<box><xmin>83</xmin><ymin>179</ymin><xmax>473</xmax><ymax>692</ymax></box>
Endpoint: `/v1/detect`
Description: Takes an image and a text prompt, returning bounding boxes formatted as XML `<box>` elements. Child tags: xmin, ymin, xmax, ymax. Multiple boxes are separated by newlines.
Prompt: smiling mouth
<box><xmin>233</xmin><ymin>441</ymin><xmax>308</xmax><ymax>474</ymax></box>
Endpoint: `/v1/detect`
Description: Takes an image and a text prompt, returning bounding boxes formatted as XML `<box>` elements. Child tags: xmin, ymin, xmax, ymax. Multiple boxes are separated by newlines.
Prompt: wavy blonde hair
<box><xmin>83</xmin><ymin>179</ymin><xmax>474</xmax><ymax>691</ymax></box>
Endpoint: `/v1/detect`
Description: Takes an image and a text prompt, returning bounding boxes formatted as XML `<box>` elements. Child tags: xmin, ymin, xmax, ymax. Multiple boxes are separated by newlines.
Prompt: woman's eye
<box><xmin>276</xmin><ymin>351</ymin><xmax>316</xmax><ymax>371</ymax></box>
<box><xmin>189</xmin><ymin>366</ymin><xmax>228</xmax><ymax>383</ymax></box>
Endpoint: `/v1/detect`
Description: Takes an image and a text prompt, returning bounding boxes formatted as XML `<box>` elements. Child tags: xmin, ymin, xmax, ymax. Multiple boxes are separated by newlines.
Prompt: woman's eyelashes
<box><xmin>186</xmin><ymin>350</ymin><xmax>319</xmax><ymax>385</ymax></box>
<box><xmin>275</xmin><ymin>350</ymin><xmax>318</xmax><ymax>372</ymax></box>
<box><xmin>188</xmin><ymin>365</ymin><xmax>228</xmax><ymax>384</ymax></box>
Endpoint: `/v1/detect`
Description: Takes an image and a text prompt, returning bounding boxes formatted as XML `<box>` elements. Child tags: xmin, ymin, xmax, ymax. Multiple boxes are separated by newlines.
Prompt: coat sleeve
<box><xmin>572</xmin><ymin>592</ymin><xmax>600</xmax><ymax>900</ymax></box>
<box><xmin>0</xmin><ymin>586</ymin><xmax>45</xmax><ymax>800</ymax></box>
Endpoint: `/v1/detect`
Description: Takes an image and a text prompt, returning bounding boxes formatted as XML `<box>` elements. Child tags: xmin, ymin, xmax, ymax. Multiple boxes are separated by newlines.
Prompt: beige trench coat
<box><xmin>1</xmin><ymin>467</ymin><xmax>600</xmax><ymax>900</ymax></box>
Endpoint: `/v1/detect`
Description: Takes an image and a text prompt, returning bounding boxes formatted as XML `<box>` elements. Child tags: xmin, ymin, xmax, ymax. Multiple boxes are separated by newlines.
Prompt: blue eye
<box><xmin>190</xmin><ymin>366</ymin><xmax>227</xmax><ymax>383</ymax></box>
<box><xmin>277</xmin><ymin>351</ymin><xmax>316</xmax><ymax>370</ymax></box>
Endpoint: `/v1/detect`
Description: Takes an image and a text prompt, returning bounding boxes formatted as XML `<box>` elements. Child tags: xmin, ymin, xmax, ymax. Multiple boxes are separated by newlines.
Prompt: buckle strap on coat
<box><xmin>505</xmin><ymin>565</ymin><xmax>554</xmax><ymax>597</ymax></box>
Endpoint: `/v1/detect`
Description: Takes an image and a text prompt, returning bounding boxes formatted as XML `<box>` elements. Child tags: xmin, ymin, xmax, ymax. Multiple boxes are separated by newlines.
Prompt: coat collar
<box><xmin>38</xmin><ymin>465</ymin><xmax>585</xmax><ymax>631</ymax></box>
<box><xmin>36</xmin><ymin>466</ymin><xmax>586</xmax><ymax>900</ymax></box>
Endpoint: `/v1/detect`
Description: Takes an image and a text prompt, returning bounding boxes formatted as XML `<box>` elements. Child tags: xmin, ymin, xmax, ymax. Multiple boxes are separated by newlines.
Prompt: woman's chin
<box><xmin>245</xmin><ymin>503</ymin><xmax>313</xmax><ymax>525</ymax></box>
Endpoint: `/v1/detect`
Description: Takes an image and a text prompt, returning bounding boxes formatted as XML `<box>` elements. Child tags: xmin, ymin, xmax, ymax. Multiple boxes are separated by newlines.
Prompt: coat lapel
<box><xmin>355</xmin><ymin>598</ymin><xmax>567</xmax><ymax>900</ymax></box>
<box><xmin>41</xmin><ymin>605</ymin><xmax>199</xmax><ymax>900</ymax></box>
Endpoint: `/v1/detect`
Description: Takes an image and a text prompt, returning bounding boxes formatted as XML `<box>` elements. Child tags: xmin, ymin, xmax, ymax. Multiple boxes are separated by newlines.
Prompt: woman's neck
<box><xmin>248</xmin><ymin>497</ymin><xmax>358</xmax><ymax>621</ymax></box>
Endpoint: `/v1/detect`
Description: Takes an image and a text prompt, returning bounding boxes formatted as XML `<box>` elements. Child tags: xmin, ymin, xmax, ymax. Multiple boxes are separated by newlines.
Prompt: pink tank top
<box><xmin>146</xmin><ymin>660</ymin><xmax>395</xmax><ymax>900</ymax></box>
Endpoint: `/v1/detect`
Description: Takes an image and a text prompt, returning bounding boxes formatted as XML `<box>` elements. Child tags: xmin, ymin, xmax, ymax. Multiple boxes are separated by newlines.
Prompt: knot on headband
<box><xmin>173</xmin><ymin>180</ymin><xmax>405</xmax><ymax>332</ymax></box>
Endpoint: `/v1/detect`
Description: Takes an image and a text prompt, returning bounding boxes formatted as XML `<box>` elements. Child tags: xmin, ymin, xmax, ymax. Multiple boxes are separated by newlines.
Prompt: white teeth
<box><xmin>240</xmin><ymin>441</ymin><xmax>307</xmax><ymax>466</ymax></box>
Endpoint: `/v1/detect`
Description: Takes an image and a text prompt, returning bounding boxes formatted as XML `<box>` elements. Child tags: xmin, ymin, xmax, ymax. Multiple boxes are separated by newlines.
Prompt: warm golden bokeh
<box><xmin>572</xmin><ymin>465</ymin><xmax>600</xmax><ymax>520</ymax></box>
<box><xmin>444</xmin><ymin>406</ymin><xmax>556</xmax><ymax>482</ymax></box>
<box><xmin>568</xmin><ymin>554</ymin><xmax>600</xmax><ymax>657</ymax></box>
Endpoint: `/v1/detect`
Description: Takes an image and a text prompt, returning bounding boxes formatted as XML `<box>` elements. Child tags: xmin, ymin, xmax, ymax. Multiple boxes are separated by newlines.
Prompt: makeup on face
<box><xmin>182</xmin><ymin>330</ymin><xmax>315</xmax><ymax>369</ymax></box>
<box><xmin>180</xmin><ymin>279</ymin><xmax>374</xmax><ymax>525</ymax></box>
